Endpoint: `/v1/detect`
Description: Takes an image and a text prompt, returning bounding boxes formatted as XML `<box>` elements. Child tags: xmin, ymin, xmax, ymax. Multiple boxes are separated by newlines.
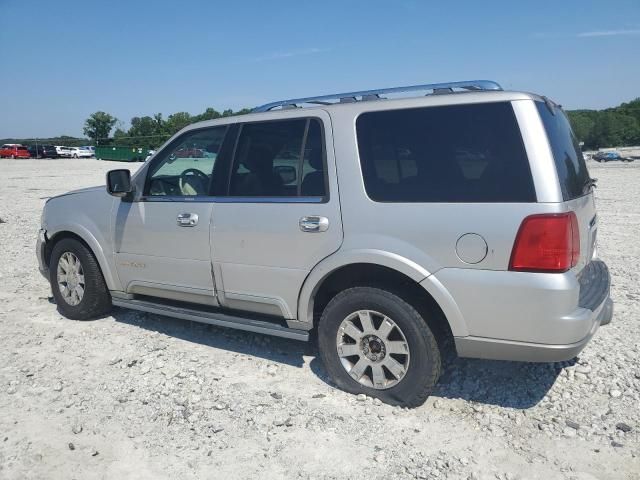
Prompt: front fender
<box><xmin>46</xmin><ymin>222</ymin><xmax>121</xmax><ymax>291</ymax></box>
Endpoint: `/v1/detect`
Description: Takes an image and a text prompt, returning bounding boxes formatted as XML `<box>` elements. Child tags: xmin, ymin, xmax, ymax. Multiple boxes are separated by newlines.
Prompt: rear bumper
<box><xmin>448</xmin><ymin>259</ymin><xmax>612</xmax><ymax>362</ymax></box>
<box><xmin>455</xmin><ymin>296</ymin><xmax>613</xmax><ymax>362</ymax></box>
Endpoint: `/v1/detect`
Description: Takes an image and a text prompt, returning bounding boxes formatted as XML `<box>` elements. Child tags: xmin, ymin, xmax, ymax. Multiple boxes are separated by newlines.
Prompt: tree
<box><xmin>83</xmin><ymin>111</ymin><xmax>117</xmax><ymax>145</ymax></box>
<box><xmin>165</xmin><ymin>112</ymin><xmax>192</xmax><ymax>135</ymax></box>
<box><xmin>196</xmin><ymin>108</ymin><xmax>222</xmax><ymax>121</ymax></box>
<box><xmin>113</xmin><ymin>128</ymin><xmax>128</xmax><ymax>142</ymax></box>
<box><xmin>129</xmin><ymin>116</ymin><xmax>159</xmax><ymax>138</ymax></box>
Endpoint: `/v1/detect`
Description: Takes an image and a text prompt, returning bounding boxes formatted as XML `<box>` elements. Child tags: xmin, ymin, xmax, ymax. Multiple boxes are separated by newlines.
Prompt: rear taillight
<box><xmin>509</xmin><ymin>212</ymin><xmax>580</xmax><ymax>273</ymax></box>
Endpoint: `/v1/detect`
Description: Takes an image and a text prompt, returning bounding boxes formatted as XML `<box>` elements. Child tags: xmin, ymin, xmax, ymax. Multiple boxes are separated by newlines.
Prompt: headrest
<box><xmin>308</xmin><ymin>148</ymin><xmax>323</xmax><ymax>170</ymax></box>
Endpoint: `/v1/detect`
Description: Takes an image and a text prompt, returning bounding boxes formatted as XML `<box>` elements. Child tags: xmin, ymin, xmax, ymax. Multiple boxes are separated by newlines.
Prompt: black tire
<box><xmin>318</xmin><ymin>287</ymin><xmax>441</xmax><ymax>407</ymax></box>
<box><xmin>50</xmin><ymin>238</ymin><xmax>112</xmax><ymax>320</ymax></box>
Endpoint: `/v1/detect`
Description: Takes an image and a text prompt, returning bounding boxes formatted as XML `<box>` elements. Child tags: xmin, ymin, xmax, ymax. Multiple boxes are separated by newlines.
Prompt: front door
<box><xmin>113</xmin><ymin>125</ymin><xmax>229</xmax><ymax>306</ymax></box>
<box><xmin>211</xmin><ymin>112</ymin><xmax>343</xmax><ymax>318</ymax></box>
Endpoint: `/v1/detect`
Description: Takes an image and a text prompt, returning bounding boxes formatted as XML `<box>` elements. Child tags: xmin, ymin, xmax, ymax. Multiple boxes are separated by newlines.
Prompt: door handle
<box><xmin>299</xmin><ymin>216</ymin><xmax>329</xmax><ymax>233</ymax></box>
<box><xmin>177</xmin><ymin>213</ymin><xmax>198</xmax><ymax>227</ymax></box>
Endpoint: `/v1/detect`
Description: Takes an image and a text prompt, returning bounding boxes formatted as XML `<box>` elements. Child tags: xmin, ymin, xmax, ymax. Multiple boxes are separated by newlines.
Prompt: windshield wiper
<box><xmin>584</xmin><ymin>177</ymin><xmax>598</xmax><ymax>190</ymax></box>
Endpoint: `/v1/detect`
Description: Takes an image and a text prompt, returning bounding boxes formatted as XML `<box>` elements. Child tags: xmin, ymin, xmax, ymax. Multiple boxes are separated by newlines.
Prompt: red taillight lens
<box><xmin>509</xmin><ymin>212</ymin><xmax>580</xmax><ymax>273</ymax></box>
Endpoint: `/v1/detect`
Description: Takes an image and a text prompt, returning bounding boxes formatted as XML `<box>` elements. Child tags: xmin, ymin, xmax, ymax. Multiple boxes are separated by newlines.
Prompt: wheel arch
<box><xmin>298</xmin><ymin>250</ymin><xmax>467</xmax><ymax>339</ymax></box>
<box><xmin>45</xmin><ymin>226</ymin><xmax>119</xmax><ymax>291</ymax></box>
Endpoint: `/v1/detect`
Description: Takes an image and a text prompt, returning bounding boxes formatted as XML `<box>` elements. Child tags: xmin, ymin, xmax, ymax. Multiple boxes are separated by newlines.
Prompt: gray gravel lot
<box><xmin>0</xmin><ymin>158</ymin><xmax>638</xmax><ymax>479</ymax></box>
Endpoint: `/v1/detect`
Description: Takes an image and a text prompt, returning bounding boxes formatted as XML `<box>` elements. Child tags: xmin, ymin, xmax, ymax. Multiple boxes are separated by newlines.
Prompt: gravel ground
<box><xmin>0</xmin><ymin>158</ymin><xmax>638</xmax><ymax>480</ymax></box>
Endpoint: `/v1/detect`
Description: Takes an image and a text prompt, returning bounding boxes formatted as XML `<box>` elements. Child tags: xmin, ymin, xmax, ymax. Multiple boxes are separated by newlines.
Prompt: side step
<box><xmin>112</xmin><ymin>297</ymin><xmax>310</xmax><ymax>341</ymax></box>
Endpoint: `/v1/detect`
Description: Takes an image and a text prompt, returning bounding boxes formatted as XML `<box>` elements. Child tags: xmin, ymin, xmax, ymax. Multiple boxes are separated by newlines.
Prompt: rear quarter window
<box><xmin>535</xmin><ymin>102</ymin><xmax>591</xmax><ymax>200</ymax></box>
<box><xmin>356</xmin><ymin>102</ymin><xmax>536</xmax><ymax>203</ymax></box>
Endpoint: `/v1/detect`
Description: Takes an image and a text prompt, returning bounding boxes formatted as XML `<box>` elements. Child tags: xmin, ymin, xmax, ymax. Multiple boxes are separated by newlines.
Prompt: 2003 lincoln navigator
<box><xmin>37</xmin><ymin>80</ymin><xmax>613</xmax><ymax>406</ymax></box>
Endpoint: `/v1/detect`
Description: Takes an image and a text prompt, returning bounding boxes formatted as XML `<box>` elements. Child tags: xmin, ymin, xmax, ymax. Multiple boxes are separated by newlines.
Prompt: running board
<box><xmin>112</xmin><ymin>297</ymin><xmax>310</xmax><ymax>341</ymax></box>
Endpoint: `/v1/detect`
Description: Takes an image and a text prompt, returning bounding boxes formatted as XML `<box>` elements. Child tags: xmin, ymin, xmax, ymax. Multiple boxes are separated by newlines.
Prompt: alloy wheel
<box><xmin>336</xmin><ymin>310</ymin><xmax>410</xmax><ymax>390</ymax></box>
<box><xmin>56</xmin><ymin>252</ymin><xmax>85</xmax><ymax>306</ymax></box>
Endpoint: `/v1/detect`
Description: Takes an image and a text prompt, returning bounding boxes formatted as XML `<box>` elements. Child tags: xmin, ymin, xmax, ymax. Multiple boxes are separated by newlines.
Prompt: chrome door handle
<box><xmin>177</xmin><ymin>213</ymin><xmax>198</xmax><ymax>227</ymax></box>
<box><xmin>299</xmin><ymin>216</ymin><xmax>329</xmax><ymax>233</ymax></box>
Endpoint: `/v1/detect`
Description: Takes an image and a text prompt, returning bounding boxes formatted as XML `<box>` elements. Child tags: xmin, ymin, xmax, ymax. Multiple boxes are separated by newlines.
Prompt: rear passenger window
<box><xmin>535</xmin><ymin>102</ymin><xmax>591</xmax><ymax>200</ymax></box>
<box><xmin>356</xmin><ymin>102</ymin><xmax>536</xmax><ymax>203</ymax></box>
<box><xmin>230</xmin><ymin>118</ymin><xmax>326</xmax><ymax>198</ymax></box>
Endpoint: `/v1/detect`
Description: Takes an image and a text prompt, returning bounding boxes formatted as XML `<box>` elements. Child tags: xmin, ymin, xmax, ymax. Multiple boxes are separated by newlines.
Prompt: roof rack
<box><xmin>252</xmin><ymin>80</ymin><xmax>502</xmax><ymax>112</ymax></box>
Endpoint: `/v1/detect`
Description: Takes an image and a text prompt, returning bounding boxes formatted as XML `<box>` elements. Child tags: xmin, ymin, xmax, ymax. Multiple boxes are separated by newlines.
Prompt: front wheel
<box><xmin>50</xmin><ymin>238</ymin><xmax>112</xmax><ymax>320</ymax></box>
<box><xmin>318</xmin><ymin>287</ymin><xmax>441</xmax><ymax>407</ymax></box>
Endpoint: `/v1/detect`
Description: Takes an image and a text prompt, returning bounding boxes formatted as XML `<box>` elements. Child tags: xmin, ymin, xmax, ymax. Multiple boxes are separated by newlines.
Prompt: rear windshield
<box><xmin>17</xmin><ymin>147</ymin><xmax>28</xmax><ymax>151</ymax></box>
<box><xmin>535</xmin><ymin>101</ymin><xmax>590</xmax><ymax>200</ymax></box>
<box><xmin>356</xmin><ymin>102</ymin><xmax>535</xmax><ymax>203</ymax></box>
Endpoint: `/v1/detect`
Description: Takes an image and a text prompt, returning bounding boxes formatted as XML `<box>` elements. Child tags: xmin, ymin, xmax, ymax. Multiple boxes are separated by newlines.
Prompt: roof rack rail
<box><xmin>253</xmin><ymin>80</ymin><xmax>502</xmax><ymax>112</ymax></box>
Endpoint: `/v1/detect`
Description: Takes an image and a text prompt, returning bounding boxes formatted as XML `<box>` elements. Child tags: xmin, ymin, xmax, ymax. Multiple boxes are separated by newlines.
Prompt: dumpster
<box><xmin>95</xmin><ymin>146</ymin><xmax>147</xmax><ymax>162</ymax></box>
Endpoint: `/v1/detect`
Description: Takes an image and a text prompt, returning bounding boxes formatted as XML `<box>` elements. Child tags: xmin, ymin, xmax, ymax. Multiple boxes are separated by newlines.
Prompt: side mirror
<box><xmin>106</xmin><ymin>169</ymin><xmax>133</xmax><ymax>197</ymax></box>
<box><xmin>274</xmin><ymin>165</ymin><xmax>297</xmax><ymax>185</ymax></box>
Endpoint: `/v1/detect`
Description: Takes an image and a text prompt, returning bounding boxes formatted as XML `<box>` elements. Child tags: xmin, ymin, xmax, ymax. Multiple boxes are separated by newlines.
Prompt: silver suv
<box><xmin>37</xmin><ymin>80</ymin><xmax>613</xmax><ymax>407</ymax></box>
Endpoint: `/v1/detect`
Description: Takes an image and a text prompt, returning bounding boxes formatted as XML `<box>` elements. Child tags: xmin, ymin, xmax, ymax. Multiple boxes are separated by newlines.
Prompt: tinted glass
<box><xmin>146</xmin><ymin>126</ymin><xmax>227</xmax><ymax>196</ymax></box>
<box><xmin>230</xmin><ymin>118</ymin><xmax>326</xmax><ymax>198</ymax></box>
<box><xmin>356</xmin><ymin>102</ymin><xmax>535</xmax><ymax>203</ymax></box>
<box><xmin>535</xmin><ymin>102</ymin><xmax>591</xmax><ymax>200</ymax></box>
<box><xmin>300</xmin><ymin>120</ymin><xmax>326</xmax><ymax>197</ymax></box>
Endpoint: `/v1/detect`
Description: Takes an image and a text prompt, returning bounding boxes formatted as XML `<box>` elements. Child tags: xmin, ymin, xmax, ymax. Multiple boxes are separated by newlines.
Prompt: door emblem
<box><xmin>119</xmin><ymin>261</ymin><xmax>146</xmax><ymax>269</ymax></box>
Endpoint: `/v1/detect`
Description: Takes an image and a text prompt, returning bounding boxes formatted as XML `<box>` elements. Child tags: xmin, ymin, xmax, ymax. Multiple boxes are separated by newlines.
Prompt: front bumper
<box><xmin>37</xmin><ymin>228</ymin><xmax>50</xmax><ymax>281</ymax></box>
<box><xmin>452</xmin><ymin>260</ymin><xmax>613</xmax><ymax>363</ymax></box>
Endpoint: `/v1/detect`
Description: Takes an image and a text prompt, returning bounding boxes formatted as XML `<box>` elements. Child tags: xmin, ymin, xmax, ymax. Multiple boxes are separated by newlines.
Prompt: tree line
<box><xmin>83</xmin><ymin>107</ymin><xmax>251</xmax><ymax>149</ymax></box>
<box><xmin>82</xmin><ymin>97</ymin><xmax>640</xmax><ymax>151</ymax></box>
<box><xmin>3</xmin><ymin>98</ymin><xmax>639</xmax><ymax>150</ymax></box>
<box><xmin>566</xmin><ymin>98</ymin><xmax>640</xmax><ymax>149</ymax></box>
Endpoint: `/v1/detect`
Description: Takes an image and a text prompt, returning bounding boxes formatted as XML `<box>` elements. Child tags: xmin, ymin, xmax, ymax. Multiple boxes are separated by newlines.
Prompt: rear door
<box><xmin>535</xmin><ymin>101</ymin><xmax>596</xmax><ymax>272</ymax></box>
<box><xmin>211</xmin><ymin>111</ymin><xmax>342</xmax><ymax>319</ymax></box>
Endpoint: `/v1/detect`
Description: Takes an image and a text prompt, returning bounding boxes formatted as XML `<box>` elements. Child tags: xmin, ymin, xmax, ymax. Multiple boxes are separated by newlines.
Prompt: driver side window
<box><xmin>146</xmin><ymin>126</ymin><xmax>227</xmax><ymax>196</ymax></box>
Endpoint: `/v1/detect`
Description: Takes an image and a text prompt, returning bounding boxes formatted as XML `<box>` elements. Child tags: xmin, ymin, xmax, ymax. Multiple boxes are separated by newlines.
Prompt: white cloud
<box><xmin>532</xmin><ymin>28</ymin><xmax>640</xmax><ymax>39</ymax></box>
<box><xmin>577</xmin><ymin>29</ymin><xmax>640</xmax><ymax>37</ymax></box>
<box><xmin>252</xmin><ymin>47</ymin><xmax>329</xmax><ymax>62</ymax></box>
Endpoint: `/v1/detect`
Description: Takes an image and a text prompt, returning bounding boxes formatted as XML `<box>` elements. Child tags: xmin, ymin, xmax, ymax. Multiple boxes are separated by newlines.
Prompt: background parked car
<box><xmin>55</xmin><ymin>145</ymin><xmax>71</xmax><ymax>158</ymax></box>
<box><xmin>27</xmin><ymin>145</ymin><xmax>59</xmax><ymax>159</ymax></box>
<box><xmin>0</xmin><ymin>144</ymin><xmax>30</xmax><ymax>158</ymax></box>
<box><xmin>55</xmin><ymin>146</ymin><xmax>72</xmax><ymax>157</ymax></box>
<box><xmin>68</xmin><ymin>147</ymin><xmax>94</xmax><ymax>158</ymax></box>
<box><xmin>593</xmin><ymin>151</ymin><xmax>633</xmax><ymax>162</ymax></box>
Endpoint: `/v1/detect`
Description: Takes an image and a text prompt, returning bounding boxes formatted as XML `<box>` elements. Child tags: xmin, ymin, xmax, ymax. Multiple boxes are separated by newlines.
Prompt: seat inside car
<box><xmin>301</xmin><ymin>142</ymin><xmax>325</xmax><ymax>196</ymax></box>
<box><xmin>234</xmin><ymin>145</ymin><xmax>284</xmax><ymax>196</ymax></box>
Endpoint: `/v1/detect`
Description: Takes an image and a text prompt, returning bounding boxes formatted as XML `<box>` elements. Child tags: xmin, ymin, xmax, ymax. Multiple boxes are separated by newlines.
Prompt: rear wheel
<box><xmin>318</xmin><ymin>287</ymin><xmax>441</xmax><ymax>407</ymax></box>
<box><xmin>50</xmin><ymin>238</ymin><xmax>111</xmax><ymax>320</ymax></box>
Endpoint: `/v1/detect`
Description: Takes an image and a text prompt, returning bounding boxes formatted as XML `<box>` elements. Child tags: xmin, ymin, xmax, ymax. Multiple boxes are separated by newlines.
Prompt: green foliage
<box><xmin>567</xmin><ymin>98</ymin><xmax>640</xmax><ymax>149</ymax></box>
<box><xmin>0</xmin><ymin>135</ymin><xmax>89</xmax><ymax>147</ymax></box>
<box><xmin>83</xmin><ymin>111</ymin><xmax>118</xmax><ymax>145</ymax></box>
<box><xmin>88</xmin><ymin>106</ymin><xmax>252</xmax><ymax>149</ymax></box>
<box><xmin>0</xmin><ymin>106</ymin><xmax>252</xmax><ymax>149</ymax></box>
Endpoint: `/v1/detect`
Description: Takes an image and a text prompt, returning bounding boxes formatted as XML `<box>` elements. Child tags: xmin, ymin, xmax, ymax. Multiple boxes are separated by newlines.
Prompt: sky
<box><xmin>0</xmin><ymin>0</ymin><xmax>639</xmax><ymax>138</ymax></box>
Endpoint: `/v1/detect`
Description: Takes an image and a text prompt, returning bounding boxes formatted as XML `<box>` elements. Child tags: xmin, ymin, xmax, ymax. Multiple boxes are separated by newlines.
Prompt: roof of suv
<box><xmin>167</xmin><ymin>80</ymin><xmax>548</xmax><ymax>141</ymax></box>
<box><xmin>251</xmin><ymin>80</ymin><xmax>546</xmax><ymax>114</ymax></box>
